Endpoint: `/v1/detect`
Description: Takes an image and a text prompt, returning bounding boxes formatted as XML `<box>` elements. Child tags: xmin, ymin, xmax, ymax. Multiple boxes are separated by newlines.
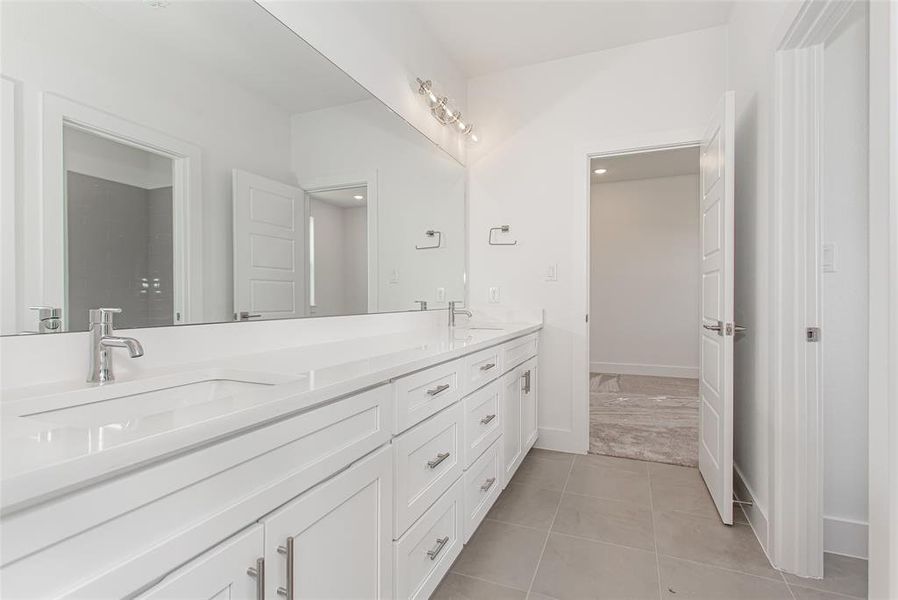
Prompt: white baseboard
<box><xmin>590</xmin><ymin>361</ymin><xmax>698</xmax><ymax>379</ymax></box>
<box><xmin>824</xmin><ymin>516</ymin><xmax>868</xmax><ymax>559</ymax></box>
<box><xmin>535</xmin><ymin>428</ymin><xmax>587</xmax><ymax>454</ymax></box>
<box><xmin>734</xmin><ymin>464</ymin><xmax>770</xmax><ymax>556</ymax></box>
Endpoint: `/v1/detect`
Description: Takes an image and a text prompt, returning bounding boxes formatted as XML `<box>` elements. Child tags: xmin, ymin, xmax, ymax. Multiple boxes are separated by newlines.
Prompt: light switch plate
<box><xmin>545</xmin><ymin>263</ymin><xmax>558</xmax><ymax>282</ymax></box>
<box><xmin>488</xmin><ymin>287</ymin><xmax>500</xmax><ymax>303</ymax></box>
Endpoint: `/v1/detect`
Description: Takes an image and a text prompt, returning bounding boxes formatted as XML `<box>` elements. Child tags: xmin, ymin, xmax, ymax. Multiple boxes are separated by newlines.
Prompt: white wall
<box><xmin>822</xmin><ymin>4</ymin><xmax>869</xmax><ymax>558</ymax></box>
<box><xmin>292</xmin><ymin>100</ymin><xmax>466</xmax><ymax>312</ymax></box>
<box><xmin>1</xmin><ymin>1</ymin><xmax>294</xmax><ymax>325</ymax></box>
<box><xmin>309</xmin><ymin>200</ymin><xmax>368</xmax><ymax>318</ymax></box>
<box><xmin>466</xmin><ymin>26</ymin><xmax>726</xmax><ymax>451</ymax></box>
<box><xmin>590</xmin><ymin>175</ymin><xmax>700</xmax><ymax>378</ymax></box>
<box><xmin>725</xmin><ymin>0</ymin><xmax>797</xmax><ymax>529</ymax></box>
<box><xmin>258</xmin><ymin>0</ymin><xmax>468</xmax><ymax>165</ymax></box>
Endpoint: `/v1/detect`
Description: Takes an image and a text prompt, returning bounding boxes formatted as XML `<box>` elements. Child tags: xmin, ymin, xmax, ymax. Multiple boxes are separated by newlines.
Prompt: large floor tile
<box><xmin>783</xmin><ymin>553</ymin><xmax>868</xmax><ymax>599</ymax></box>
<box><xmin>531</xmin><ymin>533</ymin><xmax>659</xmax><ymax>600</ymax></box>
<box><xmin>564</xmin><ymin>462</ymin><xmax>652</xmax><ymax>506</ymax></box>
<box><xmin>510</xmin><ymin>455</ymin><xmax>571</xmax><ymax>491</ymax></box>
<box><xmin>648</xmin><ymin>463</ymin><xmax>719</xmax><ymax>519</ymax></box>
<box><xmin>431</xmin><ymin>573</ymin><xmax>527</xmax><ymax>600</ymax></box>
<box><xmin>552</xmin><ymin>493</ymin><xmax>654</xmax><ymax>550</ymax></box>
<box><xmin>658</xmin><ymin>555</ymin><xmax>793</xmax><ymax>599</ymax></box>
<box><xmin>789</xmin><ymin>584</ymin><xmax>863</xmax><ymax>600</ymax></box>
<box><xmin>487</xmin><ymin>484</ymin><xmax>562</xmax><ymax>530</ymax></box>
<box><xmin>577</xmin><ymin>453</ymin><xmax>649</xmax><ymax>474</ymax></box>
<box><xmin>653</xmin><ymin>510</ymin><xmax>781</xmax><ymax>580</ymax></box>
<box><xmin>528</xmin><ymin>448</ymin><xmax>576</xmax><ymax>466</ymax></box>
<box><xmin>451</xmin><ymin>520</ymin><xmax>546</xmax><ymax>591</ymax></box>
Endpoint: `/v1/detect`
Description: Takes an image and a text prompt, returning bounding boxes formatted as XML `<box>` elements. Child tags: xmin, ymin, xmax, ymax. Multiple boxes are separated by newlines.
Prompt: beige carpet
<box><xmin>589</xmin><ymin>372</ymin><xmax>699</xmax><ymax>467</ymax></box>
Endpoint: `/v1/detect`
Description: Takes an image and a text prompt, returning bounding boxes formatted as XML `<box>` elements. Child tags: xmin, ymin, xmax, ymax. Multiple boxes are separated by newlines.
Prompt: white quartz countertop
<box><xmin>0</xmin><ymin>321</ymin><xmax>540</xmax><ymax>512</ymax></box>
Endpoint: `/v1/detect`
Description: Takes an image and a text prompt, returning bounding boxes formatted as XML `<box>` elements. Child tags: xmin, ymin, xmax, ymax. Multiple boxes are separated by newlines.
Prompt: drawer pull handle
<box><xmin>427</xmin><ymin>452</ymin><xmax>451</xmax><ymax>469</ymax></box>
<box><xmin>426</xmin><ymin>536</ymin><xmax>450</xmax><ymax>560</ymax></box>
<box><xmin>276</xmin><ymin>536</ymin><xmax>294</xmax><ymax>599</ymax></box>
<box><xmin>479</xmin><ymin>362</ymin><xmax>496</xmax><ymax>371</ymax></box>
<box><xmin>246</xmin><ymin>558</ymin><xmax>265</xmax><ymax>600</ymax></box>
<box><xmin>427</xmin><ymin>383</ymin><xmax>451</xmax><ymax>396</ymax></box>
<box><xmin>480</xmin><ymin>413</ymin><xmax>496</xmax><ymax>425</ymax></box>
<box><xmin>522</xmin><ymin>370</ymin><xmax>532</xmax><ymax>393</ymax></box>
<box><xmin>480</xmin><ymin>477</ymin><xmax>497</xmax><ymax>492</ymax></box>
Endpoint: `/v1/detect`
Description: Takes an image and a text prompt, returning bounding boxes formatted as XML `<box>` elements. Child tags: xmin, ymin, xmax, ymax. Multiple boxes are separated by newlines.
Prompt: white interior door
<box><xmin>698</xmin><ymin>91</ymin><xmax>736</xmax><ymax>524</ymax></box>
<box><xmin>233</xmin><ymin>169</ymin><xmax>306</xmax><ymax>321</ymax></box>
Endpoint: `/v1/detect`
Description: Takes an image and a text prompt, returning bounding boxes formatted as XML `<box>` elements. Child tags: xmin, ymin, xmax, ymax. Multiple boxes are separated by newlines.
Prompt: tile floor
<box><xmin>589</xmin><ymin>374</ymin><xmax>699</xmax><ymax>467</ymax></box>
<box><xmin>433</xmin><ymin>449</ymin><xmax>868</xmax><ymax>600</ymax></box>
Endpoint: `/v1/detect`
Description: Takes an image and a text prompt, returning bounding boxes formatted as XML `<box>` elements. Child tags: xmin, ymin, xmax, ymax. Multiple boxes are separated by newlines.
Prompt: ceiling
<box><xmin>84</xmin><ymin>0</ymin><xmax>371</xmax><ymax>115</ymax></box>
<box><xmin>310</xmin><ymin>186</ymin><xmax>368</xmax><ymax>209</ymax></box>
<box><xmin>590</xmin><ymin>146</ymin><xmax>699</xmax><ymax>184</ymax></box>
<box><xmin>409</xmin><ymin>1</ymin><xmax>734</xmax><ymax>78</ymax></box>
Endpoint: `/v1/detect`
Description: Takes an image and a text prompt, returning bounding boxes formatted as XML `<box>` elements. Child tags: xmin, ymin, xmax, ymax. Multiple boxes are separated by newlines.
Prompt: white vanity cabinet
<box><xmin>261</xmin><ymin>446</ymin><xmax>393</xmax><ymax>600</ymax></box>
<box><xmin>502</xmin><ymin>355</ymin><xmax>539</xmax><ymax>483</ymax></box>
<box><xmin>136</xmin><ymin>526</ymin><xmax>264</xmax><ymax>600</ymax></box>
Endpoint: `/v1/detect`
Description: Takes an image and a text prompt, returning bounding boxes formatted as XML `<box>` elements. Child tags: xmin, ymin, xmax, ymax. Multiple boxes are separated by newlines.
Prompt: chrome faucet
<box><xmin>448</xmin><ymin>301</ymin><xmax>472</xmax><ymax>327</ymax></box>
<box><xmin>87</xmin><ymin>308</ymin><xmax>144</xmax><ymax>384</ymax></box>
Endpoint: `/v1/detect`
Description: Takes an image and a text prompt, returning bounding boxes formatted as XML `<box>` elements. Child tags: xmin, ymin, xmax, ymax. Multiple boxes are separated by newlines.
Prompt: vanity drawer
<box><xmin>393</xmin><ymin>358</ymin><xmax>463</xmax><ymax>433</ymax></box>
<box><xmin>393</xmin><ymin>402</ymin><xmax>463</xmax><ymax>538</ymax></box>
<box><xmin>462</xmin><ymin>379</ymin><xmax>501</xmax><ymax>467</ymax></box>
<box><xmin>462</xmin><ymin>346</ymin><xmax>502</xmax><ymax>393</ymax></box>
<box><xmin>463</xmin><ymin>437</ymin><xmax>502</xmax><ymax>543</ymax></box>
<box><xmin>502</xmin><ymin>333</ymin><xmax>539</xmax><ymax>370</ymax></box>
<box><xmin>393</xmin><ymin>478</ymin><xmax>463</xmax><ymax>600</ymax></box>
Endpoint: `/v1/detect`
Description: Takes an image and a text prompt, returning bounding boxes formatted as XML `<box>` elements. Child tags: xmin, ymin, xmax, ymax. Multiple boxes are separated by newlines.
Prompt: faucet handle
<box><xmin>89</xmin><ymin>307</ymin><xmax>122</xmax><ymax>325</ymax></box>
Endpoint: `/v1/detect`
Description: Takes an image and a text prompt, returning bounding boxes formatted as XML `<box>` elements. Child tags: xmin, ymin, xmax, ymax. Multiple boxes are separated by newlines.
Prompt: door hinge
<box><xmin>585</xmin><ymin>314</ymin><xmax>589</xmax><ymax>323</ymax></box>
<box><xmin>806</xmin><ymin>327</ymin><xmax>821</xmax><ymax>342</ymax></box>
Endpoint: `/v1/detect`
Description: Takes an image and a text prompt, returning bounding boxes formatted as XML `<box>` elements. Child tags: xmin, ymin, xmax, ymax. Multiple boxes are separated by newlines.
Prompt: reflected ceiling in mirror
<box><xmin>0</xmin><ymin>0</ymin><xmax>466</xmax><ymax>335</ymax></box>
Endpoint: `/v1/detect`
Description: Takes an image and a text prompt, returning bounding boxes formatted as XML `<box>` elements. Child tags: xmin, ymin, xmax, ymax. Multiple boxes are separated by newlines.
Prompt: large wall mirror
<box><xmin>0</xmin><ymin>0</ymin><xmax>466</xmax><ymax>335</ymax></box>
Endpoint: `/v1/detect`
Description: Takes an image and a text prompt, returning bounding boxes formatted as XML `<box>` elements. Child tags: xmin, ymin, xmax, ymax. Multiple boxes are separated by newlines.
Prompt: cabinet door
<box><xmin>262</xmin><ymin>446</ymin><xmax>393</xmax><ymax>600</ymax></box>
<box><xmin>136</xmin><ymin>525</ymin><xmax>263</xmax><ymax>600</ymax></box>
<box><xmin>501</xmin><ymin>366</ymin><xmax>523</xmax><ymax>483</ymax></box>
<box><xmin>521</xmin><ymin>357</ymin><xmax>539</xmax><ymax>452</ymax></box>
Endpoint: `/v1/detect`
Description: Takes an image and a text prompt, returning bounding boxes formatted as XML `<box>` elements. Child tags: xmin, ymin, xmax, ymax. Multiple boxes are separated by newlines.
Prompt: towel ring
<box><xmin>489</xmin><ymin>225</ymin><xmax>518</xmax><ymax>246</ymax></box>
<box><xmin>416</xmin><ymin>230</ymin><xmax>442</xmax><ymax>250</ymax></box>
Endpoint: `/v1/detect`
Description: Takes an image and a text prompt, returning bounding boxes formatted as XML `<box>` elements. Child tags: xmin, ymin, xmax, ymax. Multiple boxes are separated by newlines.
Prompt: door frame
<box><xmin>768</xmin><ymin>0</ymin><xmax>880</xmax><ymax>580</ymax></box>
<box><xmin>41</xmin><ymin>93</ymin><xmax>203</xmax><ymax>327</ymax></box>
<box><xmin>299</xmin><ymin>170</ymin><xmax>379</xmax><ymax>314</ymax></box>
<box><xmin>571</xmin><ymin>128</ymin><xmax>703</xmax><ymax>455</ymax></box>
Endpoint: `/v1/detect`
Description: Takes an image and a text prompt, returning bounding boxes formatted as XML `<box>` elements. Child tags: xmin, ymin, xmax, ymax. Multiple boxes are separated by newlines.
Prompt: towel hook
<box><xmin>416</xmin><ymin>229</ymin><xmax>442</xmax><ymax>250</ymax></box>
<box><xmin>489</xmin><ymin>225</ymin><xmax>518</xmax><ymax>246</ymax></box>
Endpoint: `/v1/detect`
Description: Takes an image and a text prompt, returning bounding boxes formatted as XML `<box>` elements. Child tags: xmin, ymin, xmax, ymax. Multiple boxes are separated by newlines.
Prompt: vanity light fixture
<box><xmin>593</xmin><ymin>168</ymin><xmax>608</xmax><ymax>175</ymax></box>
<box><xmin>417</xmin><ymin>77</ymin><xmax>478</xmax><ymax>142</ymax></box>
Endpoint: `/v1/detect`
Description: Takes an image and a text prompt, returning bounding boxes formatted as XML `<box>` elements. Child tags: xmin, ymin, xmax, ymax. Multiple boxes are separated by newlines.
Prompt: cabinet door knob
<box><xmin>246</xmin><ymin>558</ymin><xmax>264</xmax><ymax>600</ymax></box>
<box><xmin>276</xmin><ymin>536</ymin><xmax>294</xmax><ymax>600</ymax></box>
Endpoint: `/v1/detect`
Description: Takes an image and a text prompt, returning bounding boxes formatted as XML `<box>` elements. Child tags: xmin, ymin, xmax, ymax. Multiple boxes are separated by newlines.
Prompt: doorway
<box><xmin>588</xmin><ymin>147</ymin><xmax>701</xmax><ymax>467</ymax></box>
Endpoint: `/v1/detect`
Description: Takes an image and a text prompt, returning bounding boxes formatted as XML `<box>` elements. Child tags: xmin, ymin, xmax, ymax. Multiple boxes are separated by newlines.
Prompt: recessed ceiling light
<box><xmin>144</xmin><ymin>0</ymin><xmax>171</xmax><ymax>8</ymax></box>
<box><xmin>593</xmin><ymin>168</ymin><xmax>608</xmax><ymax>175</ymax></box>
<box><xmin>353</xmin><ymin>195</ymin><xmax>364</xmax><ymax>200</ymax></box>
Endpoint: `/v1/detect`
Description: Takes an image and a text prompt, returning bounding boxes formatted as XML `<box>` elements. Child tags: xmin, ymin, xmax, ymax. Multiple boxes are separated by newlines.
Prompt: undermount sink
<box><xmin>19</xmin><ymin>370</ymin><xmax>297</xmax><ymax>429</ymax></box>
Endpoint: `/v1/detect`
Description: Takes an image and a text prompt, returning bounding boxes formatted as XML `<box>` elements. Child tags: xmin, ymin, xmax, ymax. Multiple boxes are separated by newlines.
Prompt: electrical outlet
<box><xmin>488</xmin><ymin>287</ymin><xmax>500</xmax><ymax>303</ymax></box>
<box><xmin>436</xmin><ymin>287</ymin><xmax>445</xmax><ymax>301</ymax></box>
<box><xmin>823</xmin><ymin>243</ymin><xmax>837</xmax><ymax>272</ymax></box>
<box><xmin>545</xmin><ymin>263</ymin><xmax>558</xmax><ymax>282</ymax></box>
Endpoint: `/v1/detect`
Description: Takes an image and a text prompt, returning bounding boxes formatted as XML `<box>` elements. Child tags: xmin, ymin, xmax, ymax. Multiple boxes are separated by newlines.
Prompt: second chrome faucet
<box><xmin>87</xmin><ymin>308</ymin><xmax>144</xmax><ymax>384</ymax></box>
<box><xmin>447</xmin><ymin>301</ymin><xmax>472</xmax><ymax>327</ymax></box>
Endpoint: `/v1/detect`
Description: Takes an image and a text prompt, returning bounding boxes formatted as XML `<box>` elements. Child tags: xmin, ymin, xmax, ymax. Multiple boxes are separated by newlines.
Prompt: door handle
<box><xmin>427</xmin><ymin>452</ymin><xmax>451</xmax><ymax>469</ymax></box>
<box><xmin>276</xmin><ymin>537</ymin><xmax>294</xmax><ymax>599</ymax></box>
<box><xmin>733</xmin><ymin>324</ymin><xmax>747</xmax><ymax>333</ymax></box>
<box><xmin>238</xmin><ymin>311</ymin><xmax>262</xmax><ymax>321</ymax></box>
<box><xmin>426</xmin><ymin>383</ymin><xmax>451</xmax><ymax>396</ymax></box>
<box><xmin>703</xmin><ymin>320</ymin><xmax>723</xmax><ymax>336</ymax></box>
<box><xmin>246</xmin><ymin>558</ymin><xmax>265</xmax><ymax>600</ymax></box>
<box><xmin>426</xmin><ymin>536</ymin><xmax>450</xmax><ymax>560</ymax></box>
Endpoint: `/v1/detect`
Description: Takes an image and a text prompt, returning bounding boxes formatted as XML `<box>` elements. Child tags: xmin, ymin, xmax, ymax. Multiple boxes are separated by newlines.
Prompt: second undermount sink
<box><xmin>20</xmin><ymin>370</ymin><xmax>298</xmax><ymax>429</ymax></box>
